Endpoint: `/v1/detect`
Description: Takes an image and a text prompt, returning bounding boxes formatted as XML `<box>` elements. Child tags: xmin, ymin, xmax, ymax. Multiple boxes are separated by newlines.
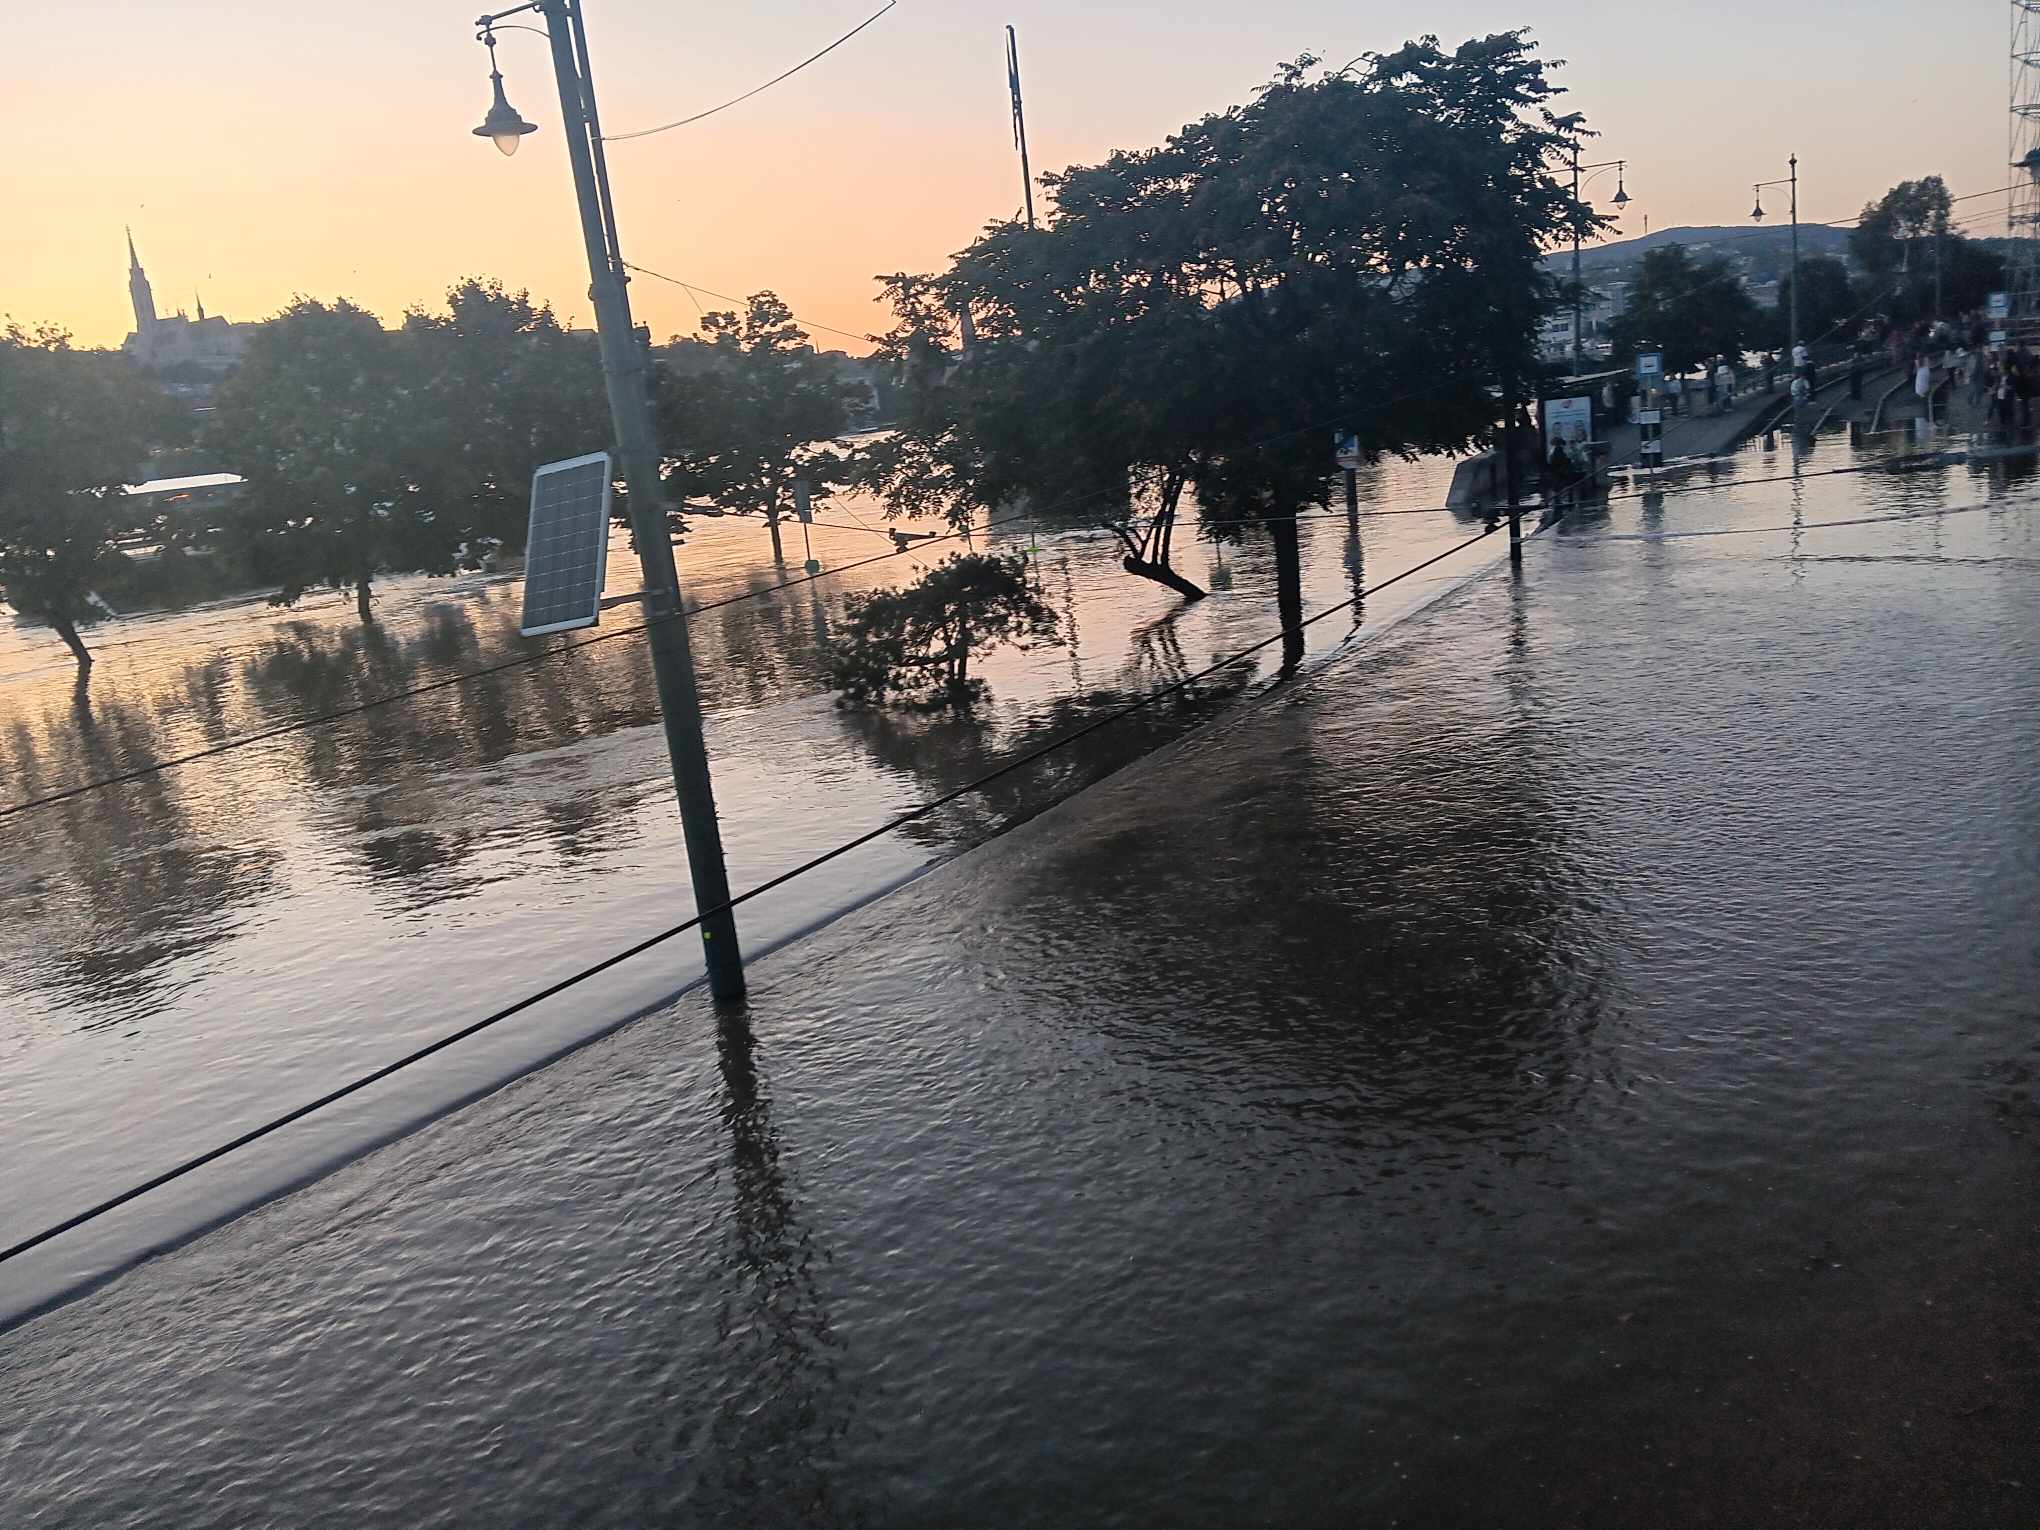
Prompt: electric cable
<box><xmin>0</xmin><ymin>520</ymin><xmax>1506</xmax><ymax>1270</ymax></box>
<box><xmin>602</xmin><ymin>2</ymin><xmax>897</xmax><ymax>142</ymax></box>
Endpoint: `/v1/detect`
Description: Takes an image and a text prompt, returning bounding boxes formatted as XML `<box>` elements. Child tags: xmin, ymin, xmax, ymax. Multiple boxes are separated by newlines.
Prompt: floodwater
<box><xmin>2</xmin><ymin>434</ymin><xmax>2038</xmax><ymax>1525</ymax></box>
<box><xmin>0</xmin><ymin>458</ymin><xmax>1495</xmax><ymax>1320</ymax></box>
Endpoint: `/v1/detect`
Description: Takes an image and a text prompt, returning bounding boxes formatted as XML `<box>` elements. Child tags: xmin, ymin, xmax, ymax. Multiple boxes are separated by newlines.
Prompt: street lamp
<box><xmin>471</xmin><ymin>1</ymin><xmax>746</xmax><ymax>1000</ymax></box>
<box><xmin>471</xmin><ymin>32</ymin><xmax>537</xmax><ymax>155</ymax></box>
<box><xmin>1753</xmin><ymin>155</ymin><xmax>1800</xmax><ymax>407</ymax></box>
<box><xmin>1569</xmin><ymin>142</ymin><xmax>1631</xmax><ymax>377</ymax></box>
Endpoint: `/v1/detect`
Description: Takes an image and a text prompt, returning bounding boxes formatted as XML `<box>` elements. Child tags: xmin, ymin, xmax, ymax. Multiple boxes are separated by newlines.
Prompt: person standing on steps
<box><xmin>1715</xmin><ymin>358</ymin><xmax>1736</xmax><ymax>415</ymax></box>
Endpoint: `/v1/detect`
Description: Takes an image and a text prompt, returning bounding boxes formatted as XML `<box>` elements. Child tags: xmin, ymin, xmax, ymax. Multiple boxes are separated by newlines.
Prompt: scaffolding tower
<box><xmin>2011</xmin><ymin>2</ymin><xmax>2040</xmax><ymax>335</ymax></box>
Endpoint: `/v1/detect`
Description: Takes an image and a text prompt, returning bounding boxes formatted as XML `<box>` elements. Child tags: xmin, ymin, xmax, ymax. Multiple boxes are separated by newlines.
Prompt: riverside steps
<box><xmin>4</xmin><ymin>443</ymin><xmax>2038</xmax><ymax>1529</ymax></box>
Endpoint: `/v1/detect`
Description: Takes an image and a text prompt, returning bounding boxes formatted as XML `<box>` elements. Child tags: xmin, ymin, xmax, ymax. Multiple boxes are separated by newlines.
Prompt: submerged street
<box><xmin>3</xmin><ymin>437</ymin><xmax>2037</xmax><ymax>1526</ymax></box>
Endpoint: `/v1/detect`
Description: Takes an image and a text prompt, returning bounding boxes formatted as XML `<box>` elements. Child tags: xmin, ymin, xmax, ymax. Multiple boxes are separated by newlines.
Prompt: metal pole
<box><xmin>544</xmin><ymin>0</ymin><xmax>745</xmax><ymax>999</ymax></box>
<box><xmin>1789</xmin><ymin>155</ymin><xmax>1800</xmax><ymax>413</ymax></box>
<box><xmin>1571</xmin><ymin>144</ymin><xmax>1583</xmax><ymax>377</ymax></box>
<box><xmin>1007</xmin><ymin>25</ymin><xmax>1035</xmax><ymax>230</ymax></box>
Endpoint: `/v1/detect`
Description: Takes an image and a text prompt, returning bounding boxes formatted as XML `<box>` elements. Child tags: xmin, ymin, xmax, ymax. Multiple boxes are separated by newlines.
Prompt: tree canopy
<box><xmin>209</xmin><ymin>285</ymin><xmax>607</xmax><ymax>621</ymax></box>
<box><xmin>861</xmin><ymin>35</ymin><xmax>1592</xmax><ymax>665</ymax></box>
<box><xmin>0</xmin><ymin>324</ymin><xmax>176</xmax><ymax>667</ymax></box>
<box><xmin>1608</xmin><ymin>246</ymin><xmax>1760</xmax><ymax>374</ymax></box>
<box><xmin>658</xmin><ymin>292</ymin><xmax>861</xmax><ymax>564</ymax></box>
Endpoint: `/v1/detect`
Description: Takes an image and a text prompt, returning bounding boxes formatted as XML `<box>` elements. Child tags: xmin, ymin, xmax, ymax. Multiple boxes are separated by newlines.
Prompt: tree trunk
<box><xmin>50</xmin><ymin>611</ymin><xmax>93</xmax><ymax>671</ymax></box>
<box><xmin>356</xmin><ymin>576</ymin><xmax>375</xmax><ymax>624</ymax></box>
<box><xmin>766</xmin><ymin>509</ymin><xmax>786</xmax><ymax>565</ymax></box>
<box><xmin>1267</xmin><ymin>512</ymin><xmax>1304</xmax><ymax>674</ymax></box>
<box><xmin>1121</xmin><ymin>555</ymin><xmax>1208</xmax><ymax>601</ymax></box>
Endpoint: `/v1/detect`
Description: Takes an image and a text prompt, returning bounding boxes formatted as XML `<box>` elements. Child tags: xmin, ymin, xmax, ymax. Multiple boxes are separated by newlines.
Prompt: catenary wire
<box><xmin>602</xmin><ymin>1</ymin><xmax>897</xmax><ymax>142</ymax></box>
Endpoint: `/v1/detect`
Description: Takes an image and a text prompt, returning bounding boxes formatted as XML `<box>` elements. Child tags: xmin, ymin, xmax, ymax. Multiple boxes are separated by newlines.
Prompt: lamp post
<box><xmin>1570</xmin><ymin>147</ymin><xmax>1629</xmax><ymax>377</ymax></box>
<box><xmin>1752</xmin><ymin>156</ymin><xmax>1799</xmax><ymax>409</ymax></box>
<box><xmin>472</xmin><ymin>2</ymin><xmax>746</xmax><ymax>1000</ymax></box>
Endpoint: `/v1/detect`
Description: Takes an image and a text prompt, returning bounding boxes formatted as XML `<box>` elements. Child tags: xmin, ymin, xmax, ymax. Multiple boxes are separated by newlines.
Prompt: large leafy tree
<box><xmin>1772</xmin><ymin>254</ymin><xmax>1859</xmax><ymax>350</ymax></box>
<box><xmin>658</xmin><ymin>292</ymin><xmax>860</xmax><ymax>564</ymax></box>
<box><xmin>861</xmin><ymin>35</ymin><xmax>1588</xmax><ymax>668</ymax></box>
<box><xmin>1608</xmin><ymin>246</ymin><xmax>1760</xmax><ymax>374</ymax></box>
<box><xmin>0</xmin><ymin>324</ymin><xmax>175</xmax><ymax>668</ymax></box>
<box><xmin>210</xmin><ymin>298</ymin><xmax>471</xmax><ymax>622</ymax></box>
<box><xmin>1849</xmin><ymin>177</ymin><xmax>1952</xmax><ymax>280</ymax></box>
<box><xmin>401</xmin><ymin>278</ymin><xmax>607</xmax><ymax>551</ymax></box>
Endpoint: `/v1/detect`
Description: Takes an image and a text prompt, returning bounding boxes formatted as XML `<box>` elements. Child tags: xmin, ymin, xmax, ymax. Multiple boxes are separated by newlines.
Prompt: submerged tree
<box><xmin>861</xmin><ymin>35</ymin><xmax>1590</xmax><ymax>665</ymax></box>
<box><xmin>825</xmin><ymin>552</ymin><xmax>1060</xmax><ymax>708</ymax></box>
<box><xmin>401</xmin><ymin>278</ymin><xmax>607</xmax><ymax>551</ymax></box>
<box><xmin>659</xmin><ymin>292</ymin><xmax>861</xmax><ymax>564</ymax></box>
<box><xmin>0</xmin><ymin>324</ymin><xmax>174</xmax><ymax>668</ymax></box>
<box><xmin>210</xmin><ymin>298</ymin><xmax>473</xmax><ymax>622</ymax></box>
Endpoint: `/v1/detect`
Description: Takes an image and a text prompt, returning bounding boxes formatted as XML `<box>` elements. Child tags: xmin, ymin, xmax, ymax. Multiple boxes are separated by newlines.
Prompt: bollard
<box><xmin>1849</xmin><ymin>418</ymin><xmax>1863</xmax><ymax>446</ymax></box>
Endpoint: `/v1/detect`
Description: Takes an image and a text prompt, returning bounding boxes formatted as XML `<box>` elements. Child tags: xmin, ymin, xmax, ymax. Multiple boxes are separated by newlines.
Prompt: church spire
<box><xmin>126</xmin><ymin>227</ymin><xmax>157</xmax><ymax>335</ymax></box>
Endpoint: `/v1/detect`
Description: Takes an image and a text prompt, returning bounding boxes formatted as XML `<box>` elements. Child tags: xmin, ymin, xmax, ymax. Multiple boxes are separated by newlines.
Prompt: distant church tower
<box><xmin>127</xmin><ymin>227</ymin><xmax>157</xmax><ymax>333</ymax></box>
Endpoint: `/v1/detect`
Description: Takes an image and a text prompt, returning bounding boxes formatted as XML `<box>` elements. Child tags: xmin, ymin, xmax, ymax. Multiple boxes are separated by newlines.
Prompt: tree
<box><xmin>1849</xmin><ymin>176</ymin><xmax>1952</xmax><ymax>280</ymax></box>
<box><xmin>861</xmin><ymin>35</ymin><xmax>1588</xmax><ymax>668</ymax></box>
<box><xmin>825</xmin><ymin>552</ymin><xmax>1061</xmax><ymax>708</ymax></box>
<box><xmin>1608</xmin><ymin>246</ymin><xmax>1760</xmax><ymax>374</ymax></box>
<box><xmin>209</xmin><ymin>298</ymin><xmax>469</xmax><ymax>622</ymax></box>
<box><xmin>658</xmin><ymin>293</ymin><xmax>860</xmax><ymax>564</ymax></box>
<box><xmin>1771</xmin><ymin>254</ymin><xmax>1857</xmax><ymax>351</ymax></box>
<box><xmin>0</xmin><ymin>325</ymin><xmax>172</xmax><ymax>668</ymax></box>
<box><xmin>400</xmin><ymin>278</ymin><xmax>608</xmax><ymax>553</ymax></box>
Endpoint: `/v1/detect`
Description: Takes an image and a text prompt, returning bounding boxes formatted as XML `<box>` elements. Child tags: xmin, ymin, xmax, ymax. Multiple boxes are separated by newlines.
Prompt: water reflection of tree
<box><xmin>995</xmin><ymin>622</ymin><xmax>1604</xmax><ymax>1136</ymax></box>
<box><xmin>0</xmin><ymin>686</ymin><xmax>279</xmax><ymax>1025</ymax></box>
<box><xmin>232</xmin><ymin>602</ymin><xmax>666</xmax><ymax>900</ymax></box>
<box><xmin>835</xmin><ymin>636</ymin><xmax>1259</xmax><ymax>854</ymax></box>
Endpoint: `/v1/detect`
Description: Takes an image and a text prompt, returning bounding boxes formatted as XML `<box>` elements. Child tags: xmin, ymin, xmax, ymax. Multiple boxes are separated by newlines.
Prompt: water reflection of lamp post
<box><xmin>471</xmin><ymin>3</ymin><xmax>746</xmax><ymax>1000</ymax></box>
<box><xmin>1752</xmin><ymin>156</ymin><xmax>1799</xmax><ymax>411</ymax></box>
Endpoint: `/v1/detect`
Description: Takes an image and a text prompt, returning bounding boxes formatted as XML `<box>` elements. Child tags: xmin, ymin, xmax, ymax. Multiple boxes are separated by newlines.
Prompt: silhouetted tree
<box><xmin>209</xmin><ymin>298</ymin><xmax>472</xmax><ymax>622</ymax></box>
<box><xmin>1608</xmin><ymin>246</ymin><xmax>1760</xmax><ymax>373</ymax></box>
<box><xmin>1771</xmin><ymin>255</ymin><xmax>1858</xmax><ymax>350</ymax></box>
<box><xmin>861</xmin><ymin>35</ymin><xmax>1590</xmax><ymax>667</ymax></box>
<box><xmin>826</xmin><ymin>552</ymin><xmax>1060</xmax><ymax>708</ymax></box>
<box><xmin>1849</xmin><ymin>177</ymin><xmax>1953</xmax><ymax>280</ymax></box>
<box><xmin>0</xmin><ymin>324</ymin><xmax>174</xmax><ymax>667</ymax></box>
<box><xmin>658</xmin><ymin>292</ymin><xmax>860</xmax><ymax>564</ymax></box>
<box><xmin>401</xmin><ymin>278</ymin><xmax>607</xmax><ymax>552</ymax></box>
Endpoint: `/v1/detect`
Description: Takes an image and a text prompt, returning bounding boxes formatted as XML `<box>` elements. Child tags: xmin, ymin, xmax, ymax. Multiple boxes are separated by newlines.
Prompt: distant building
<box><xmin>120</xmin><ymin>230</ymin><xmax>252</xmax><ymax>376</ymax></box>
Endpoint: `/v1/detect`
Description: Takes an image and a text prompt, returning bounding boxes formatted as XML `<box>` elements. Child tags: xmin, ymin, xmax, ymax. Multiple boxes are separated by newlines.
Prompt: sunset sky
<box><xmin>6</xmin><ymin>1</ymin><xmax>2011</xmax><ymax>354</ymax></box>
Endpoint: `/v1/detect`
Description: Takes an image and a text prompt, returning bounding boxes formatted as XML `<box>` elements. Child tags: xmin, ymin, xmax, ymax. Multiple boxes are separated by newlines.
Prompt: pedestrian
<box><xmin>1715</xmin><ymin>358</ymin><xmax>1736</xmax><ymax>413</ymax></box>
<box><xmin>1995</xmin><ymin>364</ymin><xmax>2017</xmax><ymax>433</ymax></box>
<box><xmin>1969</xmin><ymin>353</ymin><xmax>1990</xmax><ymax>412</ymax></box>
<box><xmin>1666</xmin><ymin>369</ymin><xmax>1684</xmax><ymax>416</ymax></box>
<box><xmin>2018</xmin><ymin>348</ymin><xmax>2036</xmax><ymax>428</ymax></box>
<box><xmin>1914</xmin><ymin>353</ymin><xmax>1934</xmax><ymax>426</ymax></box>
<box><xmin>1546</xmin><ymin>436</ymin><xmax>1575</xmax><ymax>507</ymax></box>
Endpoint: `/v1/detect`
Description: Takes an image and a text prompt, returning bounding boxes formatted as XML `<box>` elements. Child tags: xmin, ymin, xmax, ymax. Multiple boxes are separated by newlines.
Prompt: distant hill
<box><xmin>1545</xmin><ymin>224</ymin><xmax>1855</xmax><ymax>278</ymax></box>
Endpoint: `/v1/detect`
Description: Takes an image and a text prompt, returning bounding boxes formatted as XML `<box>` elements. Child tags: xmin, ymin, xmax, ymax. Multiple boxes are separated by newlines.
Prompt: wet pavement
<box><xmin>2</xmin><ymin>441</ymin><xmax>2037</xmax><ymax>1526</ymax></box>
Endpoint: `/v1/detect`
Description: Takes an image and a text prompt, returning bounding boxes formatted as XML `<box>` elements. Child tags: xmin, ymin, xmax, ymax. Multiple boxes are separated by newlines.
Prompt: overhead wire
<box><xmin>15</xmin><ymin>464</ymin><xmax>2034</xmax><ymax>1269</ymax></box>
<box><xmin>0</xmin><ymin>517</ymin><xmax>1510</xmax><ymax>1272</ymax></box>
<box><xmin>602</xmin><ymin>1</ymin><xmax>897</xmax><ymax>142</ymax></box>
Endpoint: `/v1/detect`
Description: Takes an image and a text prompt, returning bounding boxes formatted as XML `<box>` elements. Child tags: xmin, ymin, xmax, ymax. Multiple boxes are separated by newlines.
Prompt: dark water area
<box><xmin>1</xmin><ymin>436</ymin><xmax>2036</xmax><ymax>1525</ymax></box>
<box><xmin>0</xmin><ymin>460</ymin><xmax>1489</xmax><ymax>1318</ymax></box>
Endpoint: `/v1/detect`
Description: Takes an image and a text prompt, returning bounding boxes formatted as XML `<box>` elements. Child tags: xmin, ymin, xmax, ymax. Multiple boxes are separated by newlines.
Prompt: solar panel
<box><xmin>520</xmin><ymin>451</ymin><xmax>614</xmax><ymax>637</ymax></box>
